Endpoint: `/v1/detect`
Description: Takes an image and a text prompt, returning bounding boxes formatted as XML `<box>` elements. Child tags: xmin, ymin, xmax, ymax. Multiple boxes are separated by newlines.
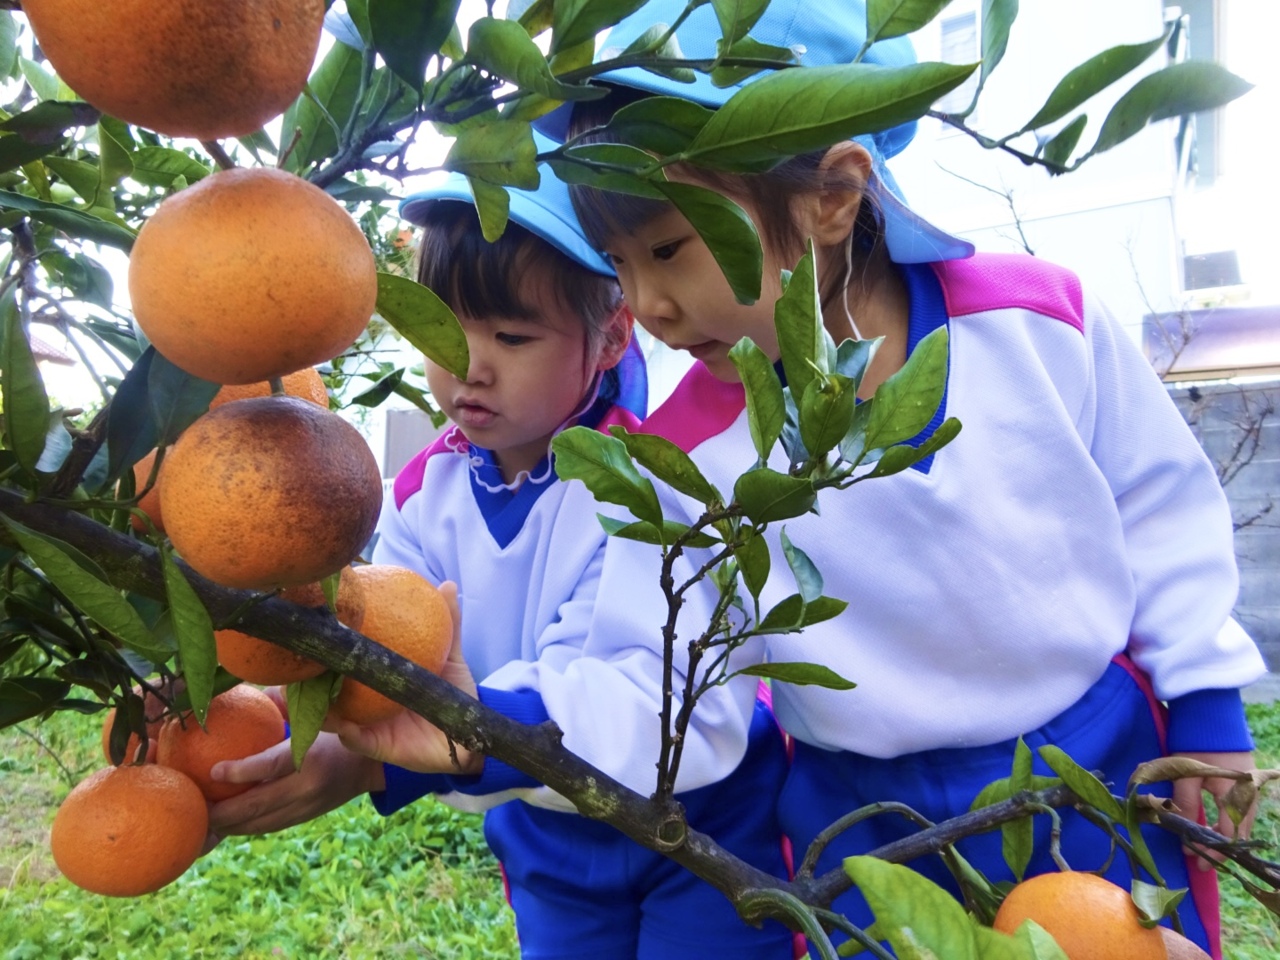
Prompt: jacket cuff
<box><xmin>369</xmin><ymin>764</ymin><xmax>451</xmax><ymax>816</ymax></box>
<box><xmin>1165</xmin><ymin>688</ymin><xmax>1255</xmax><ymax>753</ymax></box>
<box><xmin>443</xmin><ymin>686</ymin><xmax>547</xmax><ymax>795</ymax></box>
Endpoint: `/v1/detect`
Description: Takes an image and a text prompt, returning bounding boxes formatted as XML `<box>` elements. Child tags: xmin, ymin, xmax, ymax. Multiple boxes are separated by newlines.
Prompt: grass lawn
<box><xmin>2</xmin><ymin>702</ymin><xmax>1279</xmax><ymax>958</ymax></box>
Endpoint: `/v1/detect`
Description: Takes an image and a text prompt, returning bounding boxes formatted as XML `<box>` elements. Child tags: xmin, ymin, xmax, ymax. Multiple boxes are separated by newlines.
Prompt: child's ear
<box><xmin>806</xmin><ymin>142</ymin><xmax>874</xmax><ymax>247</ymax></box>
<box><xmin>596</xmin><ymin>305</ymin><xmax>635</xmax><ymax>371</ymax></box>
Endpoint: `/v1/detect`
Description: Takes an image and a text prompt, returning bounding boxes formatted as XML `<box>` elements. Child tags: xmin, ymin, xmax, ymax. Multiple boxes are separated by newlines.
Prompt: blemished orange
<box><xmin>125</xmin><ymin>448</ymin><xmax>166</xmax><ymax>535</ymax></box>
<box><xmin>208</xmin><ymin>367</ymin><xmax>329</xmax><ymax>412</ymax></box>
<box><xmin>21</xmin><ymin>0</ymin><xmax>325</xmax><ymax>140</ymax></box>
<box><xmin>330</xmin><ymin>566</ymin><xmax>453</xmax><ymax>726</ymax></box>
<box><xmin>101</xmin><ymin>686</ymin><xmax>168</xmax><ymax>765</ymax></box>
<box><xmin>50</xmin><ymin>763</ymin><xmax>208</xmax><ymax>897</ymax></box>
<box><xmin>128</xmin><ymin>167</ymin><xmax>376</xmax><ymax>385</ymax></box>
<box><xmin>992</xmin><ymin>871</ymin><xmax>1168</xmax><ymax>960</ymax></box>
<box><xmin>156</xmin><ymin>684</ymin><xmax>286</xmax><ymax>803</ymax></box>
<box><xmin>217</xmin><ymin>567</ymin><xmax>367</xmax><ymax>685</ymax></box>
<box><xmin>159</xmin><ymin>396</ymin><xmax>382</xmax><ymax>590</ymax></box>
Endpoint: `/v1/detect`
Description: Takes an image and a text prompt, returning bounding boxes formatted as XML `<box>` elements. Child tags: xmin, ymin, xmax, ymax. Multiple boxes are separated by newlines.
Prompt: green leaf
<box><xmin>774</xmin><ymin>244</ymin><xmax>824</xmax><ymax>403</ymax></box>
<box><xmin>597</xmin><ymin>515</ymin><xmax>720</xmax><ymax>549</ymax></box>
<box><xmin>738</xmin><ymin>661</ymin><xmax>856</xmax><ymax>690</ymax></box>
<box><xmin>468</xmin><ymin>178</ymin><xmax>511</xmax><ymax>242</ymax></box>
<box><xmin>97</xmin><ymin>118</ymin><xmax>134</xmax><ymax>186</ymax></box>
<box><xmin>1089</xmin><ymin>60</ymin><xmax>1253</xmax><ymax>158</ymax></box>
<box><xmin>551</xmin><ymin>0</ymin><xmax>648</xmax><ymax>54</ymax></box>
<box><xmin>780</xmin><ymin>528</ymin><xmax>822</xmax><ymax>602</ymax></box>
<box><xmin>552</xmin><ymin>426</ymin><xmax>664</xmax><ymax>529</ymax></box>
<box><xmin>1020</xmin><ymin>32</ymin><xmax>1169</xmax><ymax>133</ymax></box>
<box><xmin>444</xmin><ymin>121</ymin><xmax>539</xmax><ymax>189</ymax></box>
<box><xmin>1130</xmin><ymin>880</ymin><xmax>1185</xmax><ymax>925</ymax></box>
<box><xmin>0</xmin><ymin>189</ymin><xmax>135</xmax><ymax>250</ymax></box>
<box><xmin>980</xmin><ymin>0</ymin><xmax>1019</xmax><ymax>87</ymax></box>
<box><xmin>607</xmin><ymin>427</ymin><xmax>721</xmax><ymax>505</ymax></box>
<box><xmin>603</xmin><ymin>96</ymin><xmax>714</xmax><ymax>156</ymax></box>
<box><xmin>0</xmin><ymin>677</ymin><xmax>71</xmax><ymax>727</ymax></box>
<box><xmin>467</xmin><ymin>18</ymin><xmax>608</xmax><ymax>102</ymax></box>
<box><xmin>757</xmin><ymin>594</ymin><xmax>848</xmax><ymax>633</ymax></box>
<box><xmin>0</xmin><ymin>132</ymin><xmax>63</xmax><ymax>174</ymax></box>
<box><xmin>618</xmin><ymin>24</ymin><xmax>696</xmax><ymax>83</ymax></box>
<box><xmin>281</xmin><ymin>39</ymin><xmax>364</xmax><ymax>174</ymax></box>
<box><xmin>973</xmin><ymin>921</ymin><xmax>1068</xmax><ymax>960</ymax></box>
<box><xmin>729</xmin><ymin>338</ymin><xmax>785</xmax><ymax>463</ymax></box>
<box><xmin>866</xmin><ymin>0</ymin><xmax>955</xmax><ymax>43</ymax></box>
<box><xmin>1002</xmin><ymin>738</ymin><xmax>1035</xmax><ymax>881</ymax></box>
<box><xmin>350</xmin><ymin>367</ymin><xmax>406</xmax><ymax>408</ymax></box>
<box><xmin>733</xmin><ymin>468</ymin><xmax>816</xmax><ymax>524</ymax></box>
<box><xmin>685</xmin><ymin>62</ymin><xmax>976</xmax><ymax>170</ymax></box>
<box><xmin>1038</xmin><ymin>744</ymin><xmax>1124</xmax><ymax>820</ymax></box>
<box><xmin>147</xmin><ymin>352</ymin><xmax>220</xmax><ymax>447</ymax></box>
<box><xmin>370</xmin><ymin>0</ymin><xmax>462</xmax><ymax>88</ymax></box>
<box><xmin>159</xmin><ymin>543</ymin><xmax>216</xmax><ymax>727</ymax></box>
<box><xmin>844</xmin><ymin>855</ymin><xmax>980</xmax><ymax>960</ymax></box>
<box><xmin>41</xmin><ymin>251</ymin><xmax>115</xmax><ymax>310</ymax></box>
<box><xmin>1</xmin><ymin>286</ymin><xmax>50</xmax><ymax>475</ymax></box>
<box><xmin>834</xmin><ymin>336</ymin><xmax>878</xmax><ymax>391</ymax></box>
<box><xmin>654</xmin><ymin>180</ymin><xmax>762</xmax><ymax>305</ymax></box>
<box><xmin>127</xmin><ymin>147</ymin><xmax>211</xmax><ymax>188</ymax></box>
<box><xmin>864</xmin><ymin>327</ymin><xmax>948</xmax><ymax>451</ymax></box>
<box><xmin>548</xmin><ymin>144</ymin><xmax>668</xmax><ymax>200</ymax></box>
<box><xmin>711</xmin><ymin>0</ymin><xmax>771</xmax><ymax>43</ymax></box>
<box><xmin>0</xmin><ymin>517</ymin><xmax>169</xmax><ymax>663</ymax></box>
<box><xmin>799</xmin><ymin>373</ymin><xmax>856</xmax><ymax>461</ymax></box>
<box><xmin>375</xmin><ymin>272</ymin><xmax>469</xmax><ymax>380</ymax></box>
<box><xmin>287</xmin><ymin>672</ymin><xmax>342</xmax><ymax>770</ymax></box>
<box><xmin>865</xmin><ymin>416</ymin><xmax>961</xmax><ymax>478</ymax></box>
<box><xmin>0</xmin><ymin>100</ymin><xmax>99</xmax><ymax>141</ymax></box>
<box><xmin>1041</xmin><ymin>115</ymin><xmax>1088</xmax><ymax>171</ymax></box>
<box><xmin>104</xmin><ymin>347</ymin><xmax>160</xmax><ymax>485</ymax></box>
<box><xmin>0</xmin><ymin>12</ymin><xmax>19</xmax><ymax>79</ymax></box>
<box><xmin>1122</xmin><ymin>795</ymin><xmax>1166</xmax><ymax>886</ymax></box>
<box><xmin>709</xmin><ymin>36</ymin><xmax>794</xmax><ymax>89</ymax></box>
<box><xmin>42</xmin><ymin>155</ymin><xmax>107</xmax><ymax>208</ymax></box>
<box><xmin>19</xmin><ymin>57</ymin><xmax>60</xmax><ymax>102</ymax></box>
<box><xmin>735</xmin><ymin>531</ymin><xmax>770</xmax><ymax>600</ymax></box>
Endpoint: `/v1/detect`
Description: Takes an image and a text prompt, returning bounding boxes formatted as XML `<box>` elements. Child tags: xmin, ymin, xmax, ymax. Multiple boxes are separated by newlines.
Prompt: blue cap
<box><xmin>399</xmin><ymin>133</ymin><xmax>616</xmax><ymax>277</ymax></box>
<box><xmin>536</xmin><ymin>0</ymin><xmax>973</xmax><ymax>264</ymax></box>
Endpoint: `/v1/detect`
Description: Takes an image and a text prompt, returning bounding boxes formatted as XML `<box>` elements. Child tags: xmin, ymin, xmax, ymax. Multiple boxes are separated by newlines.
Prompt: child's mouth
<box><xmin>455</xmin><ymin>402</ymin><xmax>497</xmax><ymax>428</ymax></box>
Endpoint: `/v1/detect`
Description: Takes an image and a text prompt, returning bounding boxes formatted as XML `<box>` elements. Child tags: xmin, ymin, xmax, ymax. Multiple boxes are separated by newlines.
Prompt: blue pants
<box><xmin>484</xmin><ymin>700</ymin><xmax>795</xmax><ymax>960</ymax></box>
<box><xmin>778</xmin><ymin>660</ymin><xmax>1218</xmax><ymax>955</ymax></box>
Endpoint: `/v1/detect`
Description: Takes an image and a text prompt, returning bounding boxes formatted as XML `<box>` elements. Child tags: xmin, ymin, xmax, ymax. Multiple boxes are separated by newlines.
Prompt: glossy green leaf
<box><xmin>774</xmin><ymin>245</ymin><xmax>823</xmax><ymax>403</ymax></box>
<box><xmin>445</xmin><ymin>121</ymin><xmax>539</xmax><ymax>189</ymax></box>
<box><xmin>0</xmin><ymin>516</ymin><xmax>169</xmax><ymax>663</ymax></box>
<box><xmin>1020</xmin><ymin>32</ymin><xmax>1169</xmax><ymax>133</ymax></box>
<box><xmin>97</xmin><ymin>118</ymin><xmax>134</xmax><ymax>185</ymax></box>
<box><xmin>654</xmin><ymin>180</ymin><xmax>762</xmax><ymax>305</ymax></box>
<box><xmin>0</xmin><ymin>677</ymin><xmax>71</xmax><ymax>727</ymax></box>
<box><xmin>980</xmin><ymin>0</ymin><xmax>1019</xmax><ymax>86</ymax></box>
<box><xmin>780</xmin><ymin>528</ymin><xmax>822</xmax><ymax>603</ymax></box>
<box><xmin>467</xmin><ymin>18</ymin><xmax>608</xmax><ymax>102</ymax></box>
<box><xmin>709</xmin><ymin>36</ymin><xmax>794</xmax><ymax>89</ymax></box>
<box><xmin>1041</xmin><ymin>114</ymin><xmax>1087</xmax><ymax>171</ymax></box>
<box><xmin>468</xmin><ymin>177</ymin><xmax>511</xmax><ymax>242</ymax></box>
<box><xmin>0</xmin><ymin>189</ymin><xmax>135</xmax><ymax>250</ymax></box>
<box><xmin>127</xmin><ymin>147</ymin><xmax>211</xmax><ymax>188</ymax></box>
<box><xmin>618</xmin><ymin>24</ymin><xmax>696</xmax><ymax>83</ymax></box>
<box><xmin>370</xmin><ymin>0</ymin><xmax>461</xmax><ymax>88</ymax></box>
<box><xmin>147</xmin><ymin>352</ymin><xmax>220</xmax><ymax>447</ymax></box>
<box><xmin>685</xmin><ymin>62</ymin><xmax>976</xmax><ymax>170</ymax></box>
<box><xmin>738</xmin><ymin>661</ymin><xmax>856</xmax><ymax>691</ymax></box>
<box><xmin>597</xmin><ymin>515</ymin><xmax>720</xmax><ymax>549</ymax></box>
<box><xmin>972</xmin><ymin>921</ymin><xmax>1068</xmax><ymax>960</ymax></box>
<box><xmin>607</xmin><ymin>426</ymin><xmax>721</xmax><ymax>505</ymax></box>
<box><xmin>1122</xmin><ymin>795</ymin><xmax>1166</xmax><ymax>885</ymax></box>
<box><xmin>324</xmin><ymin>178</ymin><xmax>397</xmax><ymax>204</ymax></box>
<box><xmin>281</xmin><ymin>39</ymin><xmax>364</xmax><ymax>174</ymax></box>
<box><xmin>105</xmin><ymin>347</ymin><xmax>160</xmax><ymax>484</ymax></box>
<box><xmin>602</xmin><ymin>97</ymin><xmax>714</xmax><ymax>156</ymax></box>
<box><xmin>375</xmin><ymin>272</ymin><xmax>469</xmax><ymax>380</ymax></box>
<box><xmin>548</xmin><ymin>144</ymin><xmax>668</xmax><ymax>200</ymax></box>
<box><xmin>735</xmin><ymin>531</ymin><xmax>770</xmax><ymax>600</ymax></box>
<box><xmin>866</xmin><ymin>0</ymin><xmax>955</xmax><ymax>43</ymax></box>
<box><xmin>551</xmin><ymin>0</ymin><xmax>648</xmax><ymax>54</ymax></box>
<box><xmin>756</xmin><ymin>594</ymin><xmax>847</xmax><ymax>633</ymax></box>
<box><xmin>844</xmin><ymin>855</ymin><xmax>980</xmax><ymax>960</ymax></box>
<box><xmin>41</xmin><ymin>251</ymin><xmax>114</xmax><ymax>310</ymax></box>
<box><xmin>799</xmin><ymin>373</ymin><xmax>855</xmax><ymax>461</ymax></box>
<box><xmin>711</xmin><ymin>0</ymin><xmax>770</xmax><ymax>43</ymax></box>
<box><xmin>20</xmin><ymin>57</ymin><xmax>59</xmax><ymax>102</ymax></box>
<box><xmin>552</xmin><ymin>426</ymin><xmax>664</xmax><ymax>529</ymax></box>
<box><xmin>1089</xmin><ymin>60</ymin><xmax>1253</xmax><ymax>158</ymax></box>
<box><xmin>0</xmin><ymin>132</ymin><xmax>63</xmax><ymax>174</ymax></box>
<box><xmin>729</xmin><ymin>337</ymin><xmax>785</xmax><ymax>463</ymax></box>
<box><xmin>864</xmin><ymin>326</ymin><xmax>948</xmax><ymax>451</ymax></box>
<box><xmin>42</xmin><ymin>156</ymin><xmax>108</xmax><ymax>208</ymax></box>
<box><xmin>350</xmin><ymin>367</ymin><xmax>406</xmax><ymax>407</ymax></box>
<box><xmin>834</xmin><ymin>336</ymin><xmax>878</xmax><ymax>391</ymax></box>
<box><xmin>1002</xmin><ymin>737</ymin><xmax>1035</xmax><ymax>881</ymax></box>
<box><xmin>1</xmin><ymin>286</ymin><xmax>50</xmax><ymax>475</ymax></box>
<box><xmin>865</xmin><ymin>416</ymin><xmax>961</xmax><ymax>478</ymax></box>
<box><xmin>733</xmin><ymin>468</ymin><xmax>816</xmax><ymax>524</ymax></box>
<box><xmin>1131</xmin><ymin>879</ymin><xmax>1186</xmax><ymax>925</ymax></box>
<box><xmin>159</xmin><ymin>542</ymin><xmax>215</xmax><ymax>727</ymax></box>
<box><xmin>0</xmin><ymin>12</ymin><xmax>19</xmax><ymax>79</ymax></box>
<box><xmin>1038</xmin><ymin>744</ymin><xmax>1124</xmax><ymax>820</ymax></box>
<box><xmin>288</xmin><ymin>672</ymin><xmax>342</xmax><ymax>770</ymax></box>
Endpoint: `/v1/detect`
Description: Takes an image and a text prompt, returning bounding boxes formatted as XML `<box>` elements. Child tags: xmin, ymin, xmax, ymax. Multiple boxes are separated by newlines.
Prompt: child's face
<box><xmin>602</xmin><ymin>205</ymin><xmax>789</xmax><ymax>383</ymax></box>
<box><xmin>425</xmin><ymin>274</ymin><xmax>598</xmax><ymax>483</ymax></box>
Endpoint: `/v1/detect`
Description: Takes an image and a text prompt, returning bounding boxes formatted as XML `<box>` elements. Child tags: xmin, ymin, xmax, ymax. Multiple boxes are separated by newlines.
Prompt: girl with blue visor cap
<box><xmin>207</xmin><ymin>151</ymin><xmax>796</xmax><ymax>960</ymax></box>
<box><xmin>320</xmin><ymin>0</ymin><xmax>1263</xmax><ymax>955</ymax></box>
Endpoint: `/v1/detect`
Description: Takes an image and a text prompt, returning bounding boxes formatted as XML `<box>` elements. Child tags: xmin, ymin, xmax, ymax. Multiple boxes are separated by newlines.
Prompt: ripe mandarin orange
<box><xmin>22</xmin><ymin>0</ymin><xmax>325</xmax><ymax>140</ymax></box>
<box><xmin>217</xmin><ymin>567</ymin><xmax>367</xmax><ymax>685</ymax></box>
<box><xmin>992</xmin><ymin>871</ymin><xmax>1167</xmax><ymax>960</ymax></box>
<box><xmin>50</xmin><ymin>763</ymin><xmax>208</xmax><ymax>897</ymax></box>
<box><xmin>156</xmin><ymin>684</ymin><xmax>286</xmax><ymax>803</ymax></box>
<box><xmin>330</xmin><ymin>566</ymin><xmax>453</xmax><ymax>725</ymax></box>
<box><xmin>128</xmin><ymin>167</ymin><xmax>376</xmax><ymax>385</ymax></box>
<box><xmin>208</xmin><ymin>367</ymin><xmax>329</xmax><ymax>412</ymax></box>
<box><xmin>101</xmin><ymin>686</ymin><xmax>168</xmax><ymax>765</ymax></box>
<box><xmin>159</xmin><ymin>396</ymin><xmax>382</xmax><ymax>590</ymax></box>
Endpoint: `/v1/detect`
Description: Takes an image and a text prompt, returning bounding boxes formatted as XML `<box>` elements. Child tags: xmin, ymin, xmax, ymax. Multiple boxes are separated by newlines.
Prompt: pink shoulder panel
<box><xmin>393</xmin><ymin>426</ymin><xmax>466</xmax><ymax>510</ymax></box>
<box><xmin>932</xmin><ymin>253</ymin><xmax>1084</xmax><ymax>334</ymax></box>
<box><xmin>639</xmin><ymin>362</ymin><xmax>745</xmax><ymax>453</ymax></box>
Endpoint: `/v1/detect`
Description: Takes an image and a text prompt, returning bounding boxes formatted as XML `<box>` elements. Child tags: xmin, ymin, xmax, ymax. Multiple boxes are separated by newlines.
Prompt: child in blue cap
<box><xmin>326</xmin><ymin>1</ymin><xmax>1266</xmax><ymax>956</ymax></box>
<box><xmin>208</xmin><ymin>153</ymin><xmax>796</xmax><ymax>960</ymax></box>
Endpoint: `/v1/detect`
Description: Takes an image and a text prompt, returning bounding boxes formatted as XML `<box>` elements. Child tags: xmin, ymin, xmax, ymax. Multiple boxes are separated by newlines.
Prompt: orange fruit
<box><xmin>208</xmin><ymin>367</ymin><xmax>329</xmax><ymax>412</ymax></box>
<box><xmin>101</xmin><ymin>686</ymin><xmax>168</xmax><ymax>765</ymax></box>
<box><xmin>159</xmin><ymin>396</ymin><xmax>382</xmax><ymax>590</ymax></box>
<box><xmin>50</xmin><ymin>763</ymin><xmax>208</xmax><ymax>897</ymax></box>
<box><xmin>330</xmin><ymin>566</ymin><xmax>453</xmax><ymax>726</ymax></box>
<box><xmin>992</xmin><ymin>871</ymin><xmax>1168</xmax><ymax>959</ymax></box>
<box><xmin>217</xmin><ymin>566</ymin><xmax>367</xmax><ymax>685</ymax></box>
<box><xmin>156</xmin><ymin>684</ymin><xmax>286</xmax><ymax>802</ymax></box>
<box><xmin>22</xmin><ymin>0</ymin><xmax>325</xmax><ymax>140</ymax></box>
<box><xmin>128</xmin><ymin>167</ymin><xmax>377</xmax><ymax>385</ymax></box>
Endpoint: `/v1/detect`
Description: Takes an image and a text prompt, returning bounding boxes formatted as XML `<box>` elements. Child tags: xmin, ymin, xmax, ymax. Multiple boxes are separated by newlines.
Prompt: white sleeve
<box><xmin>1079</xmin><ymin>294</ymin><xmax>1265</xmax><ymax>699</ymax></box>
<box><xmin>370</xmin><ymin>485</ymin><xmax>447</xmax><ymax>585</ymax></box>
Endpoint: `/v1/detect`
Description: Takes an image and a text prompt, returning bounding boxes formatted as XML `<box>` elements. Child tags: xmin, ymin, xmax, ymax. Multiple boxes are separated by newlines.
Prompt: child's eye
<box><xmin>605</xmin><ymin>252</ymin><xmax>624</xmax><ymax>266</ymax></box>
<box><xmin>496</xmin><ymin>332</ymin><xmax>530</xmax><ymax>346</ymax></box>
<box><xmin>652</xmin><ymin>241</ymin><xmax>681</xmax><ymax>261</ymax></box>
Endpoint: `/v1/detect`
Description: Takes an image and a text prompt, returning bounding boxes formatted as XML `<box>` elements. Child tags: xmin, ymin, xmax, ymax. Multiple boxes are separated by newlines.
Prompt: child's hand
<box><xmin>1170</xmin><ymin>750</ymin><xmax>1257</xmax><ymax>870</ymax></box>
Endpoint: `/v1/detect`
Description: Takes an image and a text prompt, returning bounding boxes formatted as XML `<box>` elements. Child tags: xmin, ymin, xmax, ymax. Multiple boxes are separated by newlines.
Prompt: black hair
<box><xmin>413</xmin><ymin>201</ymin><xmax>622</xmax><ymax>354</ymax></box>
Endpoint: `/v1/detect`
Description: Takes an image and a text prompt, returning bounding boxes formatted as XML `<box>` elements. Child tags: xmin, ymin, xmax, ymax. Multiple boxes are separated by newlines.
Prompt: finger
<box><xmin>201</xmin><ymin>831</ymin><xmax>222</xmax><ymax>857</ymax></box>
<box><xmin>266</xmin><ymin>685</ymin><xmax>289</xmax><ymax>719</ymax></box>
<box><xmin>211</xmin><ymin>738</ymin><xmax>294</xmax><ymax>785</ymax></box>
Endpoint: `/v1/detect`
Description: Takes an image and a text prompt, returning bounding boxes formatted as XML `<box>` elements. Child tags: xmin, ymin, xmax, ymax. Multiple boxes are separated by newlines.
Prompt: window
<box><xmin>936</xmin><ymin>12</ymin><xmax>980</xmax><ymax>116</ymax></box>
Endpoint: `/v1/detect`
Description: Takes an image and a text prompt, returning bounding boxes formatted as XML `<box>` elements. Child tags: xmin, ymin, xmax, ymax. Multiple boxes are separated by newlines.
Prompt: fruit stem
<box><xmin>268</xmin><ymin>378</ymin><xmax>286</xmax><ymax>396</ymax></box>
